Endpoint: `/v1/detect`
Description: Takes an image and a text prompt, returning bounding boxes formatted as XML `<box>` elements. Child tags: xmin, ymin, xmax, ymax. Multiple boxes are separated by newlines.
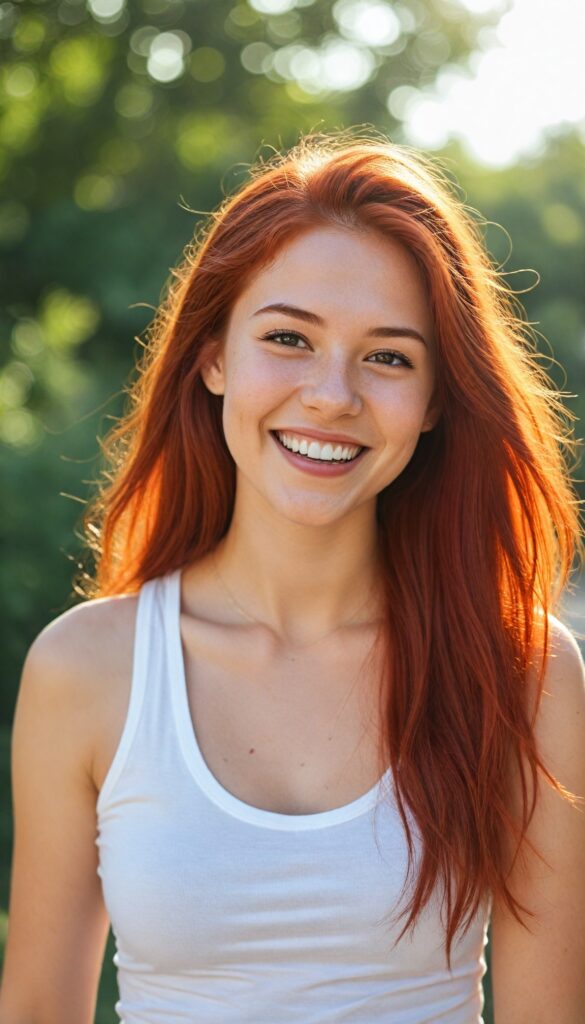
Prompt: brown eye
<box><xmin>368</xmin><ymin>351</ymin><xmax>414</xmax><ymax>369</ymax></box>
<box><xmin>262</xmin><ymin>330</ymin><xmax>308</xmax><ymax>348</ymax></box>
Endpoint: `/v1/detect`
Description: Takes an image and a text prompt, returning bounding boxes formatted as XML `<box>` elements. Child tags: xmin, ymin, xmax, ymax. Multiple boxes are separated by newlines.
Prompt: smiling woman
<box><xmin>2</xmin><ymin>129</ymin><xmax>584</xmax><ymax>1024</ymax></box>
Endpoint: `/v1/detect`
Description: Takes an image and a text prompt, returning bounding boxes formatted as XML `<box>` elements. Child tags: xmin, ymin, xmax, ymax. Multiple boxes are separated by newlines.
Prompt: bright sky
<box><xmin>405</xmin><ymin>0</ymin><xmax>585</xmax><ymax>166</ymax></box>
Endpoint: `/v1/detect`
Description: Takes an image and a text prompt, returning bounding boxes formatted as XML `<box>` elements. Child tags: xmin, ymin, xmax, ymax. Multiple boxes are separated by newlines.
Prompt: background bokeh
<box><xmin>1</xmin><ymin>0</ymin><xmax>584</xmax><ymax>1019</ymax></box>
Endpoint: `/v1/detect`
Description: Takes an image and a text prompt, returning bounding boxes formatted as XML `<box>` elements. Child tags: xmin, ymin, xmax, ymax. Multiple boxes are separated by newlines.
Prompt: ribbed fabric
<box><xmin>95</xmin><ymin>569</ymin><xmax>492</xmax><ymax>1023</ymax></box>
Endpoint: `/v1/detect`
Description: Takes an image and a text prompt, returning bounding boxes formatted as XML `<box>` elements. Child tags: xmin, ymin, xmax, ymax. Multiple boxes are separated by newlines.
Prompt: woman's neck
<box><xmin>209</xmin><ymin>496</ymin><xmax>383</xmax><ymax>647</ymax></box>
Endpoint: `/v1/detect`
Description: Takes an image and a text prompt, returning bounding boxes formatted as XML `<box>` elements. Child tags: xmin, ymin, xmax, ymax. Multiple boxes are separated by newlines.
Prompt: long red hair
<box><xmin>76</xmin><ymin>129</ymin><xmax>583</xmax><ymax>967</ymax></box>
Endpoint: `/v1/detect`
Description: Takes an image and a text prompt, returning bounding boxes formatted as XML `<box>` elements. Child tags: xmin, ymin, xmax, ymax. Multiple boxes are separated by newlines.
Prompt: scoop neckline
<box><xmin>165</xmin><ymin>566</ymin><xmax>394</xmax><ymax>832</ymax></box>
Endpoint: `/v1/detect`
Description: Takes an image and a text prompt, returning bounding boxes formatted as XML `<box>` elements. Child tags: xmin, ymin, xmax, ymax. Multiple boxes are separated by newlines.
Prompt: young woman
<box><xmin>1</xmin><ymin>131</ymin><xmax>584</xmax><ymax>1024</ymax></box>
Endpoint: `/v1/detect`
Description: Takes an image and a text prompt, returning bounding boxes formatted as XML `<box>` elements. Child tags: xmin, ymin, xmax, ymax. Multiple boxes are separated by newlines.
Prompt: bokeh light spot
<box><xmin>3</xmin><ymin>64</ymin><xmax>38</xmax><ymax>99</ymax></box>
<box><xmin>74</xmin><ymin>173</ymin><xmax>118</xmax><ymax>211</ymax></box>
<box><xmin>11</xmin><ymin>14</ymin><xmax>46</xmax><ymax>53</ymax></box>
<box><xmin>288</xmin><ymin>46</ymin><xmax>320</xmax><ymax>79</ymax></box>
<box><xmin>115</xmin><ymin>82</ymin><xmax>153</xmax><ymax>118</ymax></box>
<box><xmin>541</xmin><ymin>203</ymin><xmax>583</xmax><ymax>247</ymax></box>
<box><xmin>0</xmin><ymin>102</ymin><xmax>42</xmax><ymax>151</ymax></box>
<box><xmin>0</xmin><ymin>407</ymin><xmax>41</xmax><ymax>449</ymax></box>
<box><xmin>12</xmin><ymin>320</ymin><xmax>44</xmax><ymax>359</ymax></box>
<box><xmin>266</xmin><ymin>10</ymin><xmax>301</xmax><ymax>42</ymax></box>
<box><xmin>228</xmin><ymin>4</ymin><xmax>261</xmax><ymax>27</ymax></box>
<box><xmin>130</xmin><ymin>25</ymin><xmax>158</xmax><ymax>56</ymax></box>
<box><xmin>386</xmin><ymin>83</ymin><xmax>421</xmax><ymax>120</ymax></box>
<box><xmin>147</xmin><ymin>31</ymin><xmax>188</xmax><ymax>83</ymax></box>
<box><xmin>88</xmin><ymin>0</ymin><xmax>126</xmax><ymax>20</ymax></box>
<box><xmin>333</xmin><ymin>0</ymin><xmax>401</xmax><ymax>47</ymax></box>
<box><xmin>241</xmin><ymin>42</ymin><xmax>274</xmax><ymax>74</ymax></box>
<box><xmin>49</xmin><ymin>36</ymin><xmax>109</xmax><ymax>106</ymax></box>
<box><xmin>189</xmin><ymin>46</ymin><xmax>225</xmax><ymax>82</ymax></box>
<box><xmin>249</xmin><ymin>0</ymin><xmax>299</xmax><ymax>13</ymax></box>
<box><xmin>175</xmin><ymin>112</ymin><xmax>234</xmax><ymax>170</ymax></box>
<box><xmin>0</xmin><ymin>361</ymin><xmax>34</xmax><ymax>409</ymax></box>
<box><xmin>406</xmin><ymin>98</ymin><xmax>449</xmax><ymax>149</ymax></box>
<box><xmin>40</xmin><ymin>288</ymin><xmax>101</xmax><ymax>350</ymax></box>
<box><xmin>320</xmin><ymin>39</ymin><xmax>374</xmax><ymax>90</ymax></box>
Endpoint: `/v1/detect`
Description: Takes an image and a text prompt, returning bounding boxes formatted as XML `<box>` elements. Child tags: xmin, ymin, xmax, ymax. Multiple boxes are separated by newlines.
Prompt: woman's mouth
<box><xmin>269</xmin><ymin>430</ymin><xmax>368</xmax><ymax>476</ymax></box>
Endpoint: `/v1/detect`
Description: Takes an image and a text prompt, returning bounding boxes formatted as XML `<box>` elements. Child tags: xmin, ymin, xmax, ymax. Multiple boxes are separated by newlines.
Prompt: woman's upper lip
<box><xmin>272</xmin><ymin>427</ymin><xmax>368</xmax><ymax>447</ymax></box>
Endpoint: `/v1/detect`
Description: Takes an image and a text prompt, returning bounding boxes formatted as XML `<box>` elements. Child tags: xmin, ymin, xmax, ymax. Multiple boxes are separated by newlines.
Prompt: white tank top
<box><xmin>95</xmin><ymin>568</ymin><xmax>492</xmax><ymax>1023</ymax></box>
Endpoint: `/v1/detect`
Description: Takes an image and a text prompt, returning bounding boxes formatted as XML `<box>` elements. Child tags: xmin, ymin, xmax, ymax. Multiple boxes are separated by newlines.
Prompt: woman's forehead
<box><xmin>234</xmin><ymin>224</ymin><xmax>434</xmax><ymax>342</ymax></box>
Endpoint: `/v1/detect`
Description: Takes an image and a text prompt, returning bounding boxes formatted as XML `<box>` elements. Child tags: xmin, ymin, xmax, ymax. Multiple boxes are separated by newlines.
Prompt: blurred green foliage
<box><xmin>1</xmin><ymin>1</ymin><xmax>583</xmax><ymax>1019</ymax></box>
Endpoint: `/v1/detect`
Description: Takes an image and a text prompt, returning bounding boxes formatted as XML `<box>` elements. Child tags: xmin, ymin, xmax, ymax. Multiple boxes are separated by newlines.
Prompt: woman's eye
<box><xmin>261</xmin><ymin>331</ymin><xmax>413</xmax><ymax>369</ymax></box>
<box><xmin>367</xmin><ymin>350</ymin><xmax>414</xmax><ymax>369</ymax></box>
<box><xmin>262</xmin><ymin>330</ymin><xmax>308</xmax><ymax>348</ymax></box>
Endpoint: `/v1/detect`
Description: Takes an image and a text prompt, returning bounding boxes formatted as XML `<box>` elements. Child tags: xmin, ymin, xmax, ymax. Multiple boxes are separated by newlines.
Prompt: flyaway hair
<box><xmin>76</xmin><ymin>128</ymin><xmax>583</xmax><ymax>968</ymax></box>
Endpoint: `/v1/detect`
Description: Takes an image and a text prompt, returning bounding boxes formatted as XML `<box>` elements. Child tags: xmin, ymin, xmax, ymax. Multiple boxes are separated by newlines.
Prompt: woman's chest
<box><xmin>92</xmin><ymin>602</ymin><xmax>388</xmax><ymax>816</ymax></box>
<box><xmin>180</xmin><ymin>620</ymin><xmax>388</xmax><ymax>816</ymax></box>
<box><xmin>98</xmin><ymin>799</ymin><xmax>431</xmax><ymax>976</ymax></box>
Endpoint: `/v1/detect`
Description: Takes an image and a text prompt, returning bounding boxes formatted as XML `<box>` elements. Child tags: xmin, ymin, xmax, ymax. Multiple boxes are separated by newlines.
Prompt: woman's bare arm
<box><xmin>0</xmin><ymin>608</ymin><xmax>113</xmax><ymax>1024</ymax></box>
<box><xmin>490</xmin><ymin>616</ymin><xmax>585</xmax><ymax>1024</ymax></box>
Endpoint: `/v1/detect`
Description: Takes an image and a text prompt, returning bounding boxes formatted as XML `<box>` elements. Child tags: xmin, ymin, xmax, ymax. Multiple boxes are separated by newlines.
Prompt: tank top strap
<box><xmin>96</xmin><ymin>572</ymin><xmax>170</xmax><ymax>815</ymax></box>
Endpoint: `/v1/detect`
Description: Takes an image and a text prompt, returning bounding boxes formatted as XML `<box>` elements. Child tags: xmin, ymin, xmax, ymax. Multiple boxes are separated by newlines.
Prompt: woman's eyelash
<box><xmin>367</xmin><ymin>350</ymin><xmax>414</xmax><ymax>369</ymax></box>
<box><xmin>261</xmin><ymin>329</ymin><xmax>414</xmax><ymax>369</ymax></box>
<box><xmin>263</xmin><ymin>329</ymin><xmax>307</xmax><ymax>349</ymax></box>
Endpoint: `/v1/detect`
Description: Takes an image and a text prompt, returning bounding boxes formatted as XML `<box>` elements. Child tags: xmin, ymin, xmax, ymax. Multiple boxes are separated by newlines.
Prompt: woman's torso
<box><xmin>87</xmin><ymin>563</ymin><xmax>490</xmax><ymax>1023</ymax></box>
<box><xmin>90</xmin><ymin>555</ymin><xmax>389</xmax><ymax>818</ymax></box>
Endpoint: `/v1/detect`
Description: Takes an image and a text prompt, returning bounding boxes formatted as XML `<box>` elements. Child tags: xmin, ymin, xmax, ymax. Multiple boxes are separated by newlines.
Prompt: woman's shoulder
<box><xmin>26</xmin><ymin>590</ymin><xmax>139</xmax><ymax>688</ymax></box>
<box><xmin>545</xmin><ymin>611</ymin><xmax>582</xmax><ymax>653</ymax></box>
<box><xmin>525</xmin><ymin>612</ymin><xmax>584</xmax><ymax>707</ymax></box>
<box><xmin>19</xmin><ymin>591</ymin><xmax>140</xmax><ymax>786</ymax></box>
<box><xmin>530</xmin><ymin>612</ymin><xmax>585</xmax><ymax>757</ymax></box>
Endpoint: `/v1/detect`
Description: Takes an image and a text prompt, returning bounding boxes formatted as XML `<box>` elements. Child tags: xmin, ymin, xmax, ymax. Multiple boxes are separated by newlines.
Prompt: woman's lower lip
<box><xmin>270</xmin><ymin>431</ymin><xmax>368</xmax><ymax>476</ymax></box>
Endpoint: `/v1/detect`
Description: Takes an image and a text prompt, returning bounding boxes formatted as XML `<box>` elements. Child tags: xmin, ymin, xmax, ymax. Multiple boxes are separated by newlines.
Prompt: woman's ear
<box><xmin>200</xmin><ymin>339</ymin><xmax>225</xmax><ymax>396</ymax></box>
<box><xmin>421</xmin><ymin>394</ymin><xmax>441</xmax><ymax>433</ymax></box>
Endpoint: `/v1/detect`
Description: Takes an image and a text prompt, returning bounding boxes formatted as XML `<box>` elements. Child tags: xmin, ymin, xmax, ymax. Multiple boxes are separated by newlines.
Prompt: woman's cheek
<box><xmin>376</xmin><ymin>381</ymin><xmax>429</xmax><ymax>430</ymax></box>
<box><xmin>218</xmin><ymin>364</ymin><xmax>281</xmax><ymax>453</ymax></box>
<box><xmin>241</xmin><ymin>356</ymin><xmax>302</xmax><ymax>410</ymax></box>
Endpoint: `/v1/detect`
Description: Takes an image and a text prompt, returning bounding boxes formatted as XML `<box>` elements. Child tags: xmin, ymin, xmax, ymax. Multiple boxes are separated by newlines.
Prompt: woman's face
<box><xmin>202</xmin><ymin>223</ymin><xmax>439</xmax><ymax>527</ymax></box>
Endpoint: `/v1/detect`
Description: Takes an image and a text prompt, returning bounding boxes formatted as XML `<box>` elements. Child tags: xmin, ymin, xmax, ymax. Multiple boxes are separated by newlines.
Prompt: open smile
<box><xmin>269</xmin><ymin>430</ymin><xmax>369</xmax><ymax>477</ymax></box>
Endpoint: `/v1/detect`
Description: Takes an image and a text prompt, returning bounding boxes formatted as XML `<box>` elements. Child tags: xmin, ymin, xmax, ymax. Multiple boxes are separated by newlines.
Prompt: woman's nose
<box><xmin>299</xmin><ymin>353</ymin><xmax>363</xmax><ymax>418</ymax></box>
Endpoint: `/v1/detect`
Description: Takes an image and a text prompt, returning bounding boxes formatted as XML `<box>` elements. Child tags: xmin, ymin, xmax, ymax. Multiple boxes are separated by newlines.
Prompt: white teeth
<box><xmin>276</xmin><ymin>431</ymin><xmax>362</xmax><ymax>462</ymax></box>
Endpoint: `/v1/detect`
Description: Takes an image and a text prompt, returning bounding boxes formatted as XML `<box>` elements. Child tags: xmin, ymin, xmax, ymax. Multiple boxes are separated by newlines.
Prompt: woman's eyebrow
<box><xmin>251</xmin><ymin>302</ymin><xmax>427</xmax><ymax>347</ymax></box>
